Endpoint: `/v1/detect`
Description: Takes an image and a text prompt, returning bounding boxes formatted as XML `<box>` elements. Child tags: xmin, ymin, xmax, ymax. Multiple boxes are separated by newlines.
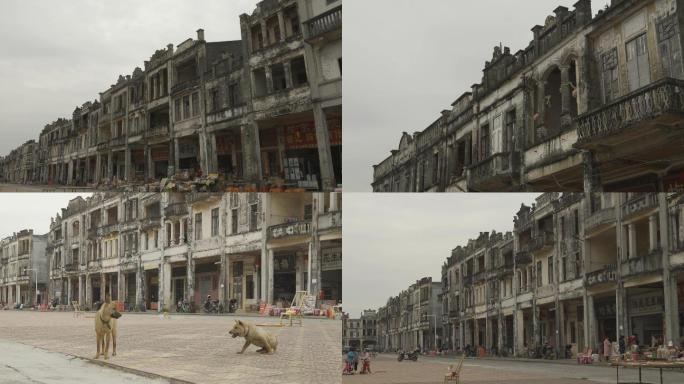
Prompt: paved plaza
<box><xmin>0</xmin><ymin>310</ymin><xmax>341</xmax><ymax>384</ymax></box>
<box><xmin>342</xmin><ymin>354</ymin><xmax>684</xmax><ymax>384</ymax></box>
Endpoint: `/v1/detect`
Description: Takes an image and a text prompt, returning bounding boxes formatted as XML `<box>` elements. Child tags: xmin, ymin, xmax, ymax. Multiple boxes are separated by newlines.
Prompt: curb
<box><xmin>82</xmin><ymin>358</ymin><xmax>195</xmax><ymax>384</ymax></box>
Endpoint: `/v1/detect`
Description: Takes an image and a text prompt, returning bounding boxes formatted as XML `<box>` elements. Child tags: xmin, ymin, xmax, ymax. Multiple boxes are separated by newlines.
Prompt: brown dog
<box><xmin>94</xmin><ymin>298</ymin><xmax>121</xmax><ymax>360</ymax></box>
<box><xmin>228</xmin><ymin>319</ymin><xmax>278</xmax><ymax>354</ymax></box>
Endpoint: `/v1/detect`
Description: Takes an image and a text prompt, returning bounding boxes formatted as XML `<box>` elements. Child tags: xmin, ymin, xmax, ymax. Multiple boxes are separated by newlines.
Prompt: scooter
<box><xmin>397</xmin><ymin>350</ymin><xmax>419</xmax><ymax>362</ymax></box>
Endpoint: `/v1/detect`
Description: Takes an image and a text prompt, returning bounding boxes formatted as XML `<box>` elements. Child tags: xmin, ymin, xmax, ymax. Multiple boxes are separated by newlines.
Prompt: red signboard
<box><xmin>285</xmin><ymin>122</ymin><xmax>318</xmax><ymax>150</ymax></box>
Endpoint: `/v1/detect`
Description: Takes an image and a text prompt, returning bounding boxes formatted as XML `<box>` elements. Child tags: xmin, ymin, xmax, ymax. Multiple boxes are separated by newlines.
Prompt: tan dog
<box><xmin>228</xmin><ymin>319</ymin><xmax>278</xmax><ymax>354</ymax></box>
<box><xmin>94</xmin><ymin>298</ymin><xmax>121</xmax><ymax>360</ymax></box>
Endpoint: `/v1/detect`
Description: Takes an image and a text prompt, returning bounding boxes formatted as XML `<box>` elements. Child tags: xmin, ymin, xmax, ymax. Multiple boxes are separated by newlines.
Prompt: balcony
<box><xmin>97</xmin><ymin>223</ymin><xmax>119</xmax><ymax>237</ymax></box>
<box><xmin>586</xmin><ymin>264</ymin><xmax>617</xmax><ymax>287</ymax></box>
<box><xmin>585</xmin><ymin>207</ymin><xmax>616</xmax><ymax>233</ymax></box>
<box><xmin>97</xmin><ymin>141</ymin><xmax>109</xmax><ymax>151</ymax></box>
<box><xmin>576</xmin><ymin>78</ymin><xmax>684</xmax><ymax>147</ymax></box>
<box><xmin>473</xmin><ymin>271</ymin><xmax>487</xmax><ymax>283</ymax></box>
<box><xmin>140</xmin><ymin>216</ymin><xmax>161</xmax><ymax>231</ymax></box>
<box><xmin>621</xmin><ymin>194</ymin><xmax>658</xmax><ymax>219</ymax></box>
<box><xmin>528</xmin><ymin>231</ymin><xmax>555</xmax><ymax>253</ymax></box>
<box><xmin>467</xmin><ymin>152</ymin><xmax>520</xmax><ymax>191</ymax></box>
<box><xmin>110</xmin><ymin>136</ymin><xmax>126</xmax><ymax>147</ymax></box>
<box><xmin>87</xmin><ymin>226</ymin><xmax>98</xmax><ymax>239</ymax></box>
<box><xmin>165</xmin><ymin>203</ymin><xmax>188</xmax><ymax>218</ymax></box>
<box><xmin>621</xmin><ymin>249</ymin><xmax>663</xmax><ymax>278</ymax></box>
<box><xmin>171</xmin><ymin>78</ymin><xmax>199</xmax><ymax>95</ymax></box>
<box><xmin>186</xmin><ymin>192</ymin><xmax>222</xmax><ymax>205</ymax></box>
<box><xmin>65</xmin><ymin>263</ymin><xmax>79</xmax><ymax>272</ymax></box>
<box><xmin>305</xmin><ymin>5</ymin><xmax>342</xmax><ymax>41</ymax></box>
<box><xmin>515</xmin><ymin>251</ymin><xmax>532</xmax><ymax>265</ymax></box>
<box><xmin>88</xmin><ymin>259</ymin><xmax>101</xmax><ymax>269</ymax></box>
<box><xmin>268</xmin><ymin>221</ymin><xmax>312</xmax><ymax>241</ymax></box>
<box><xmin>112</xmin><ymin>108</ymin><xmax>126</xmax><ymax>119</ymax></box>
<box><xmin>146</xmin><ymin>125</ymin><xmax>169</xmax><ymax>138</ymax></box>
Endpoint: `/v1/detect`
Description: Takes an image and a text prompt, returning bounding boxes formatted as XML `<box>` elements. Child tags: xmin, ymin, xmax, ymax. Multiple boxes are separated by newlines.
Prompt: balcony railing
<box><xmin>268</xmin><ymin>221</ymin><xmax>312</xmax><ymax>240</ymax></box>
<box><xmin>577</xmin><ymin>77</ymin><xmax>684</xmax><ymax>144</ymax></box>
<box><xmin>110</xmin><ymin>136</ymin><xmax>126</xmax><ymax>147</ymax></box>
<box><xmin>171</xmin><ymin>78</ymin><xmax>199</xmax><ymax>95</ymax></box>
<box><xmin>97</xmin><ymin>223</ymin><xmax>119</xmax><ymax>237</ymax></box>
<box><xmin>87</xmin><ymin>226</ymin><xmax>98</xmax><ymax>239</ymax></box>
<box><xmin>306</xmin><ymin>5</ymin><xmax>342</xmax><ymax>40</ymax></box>
<box><xmin>165</xmin><ymin>203</ymin><xmax>188</xmax><ymax>217</ymax></box>
<box><xmin>186</xmin><ymin>192</ymin><xmax>222</xmax><ymax>205</ymax></box>
<box><xmin>467</xmin><ymin>152</ymin><xmax>519</xmax><ymax>189</ymax></box>
<box><xmin>621</xmin><ymin>249</ymin><xmax>663</xmax><ymax>278</ymax></box>
<box><xmin>141</xmin><ymin>216</ymin><xmax>161</xmax><ymax>230</ymax></box>
<box><xmin>621</xmin><ymin>193</ymin><xmax>658</xmax><ymax>218</ymax></box>
<box><xmin>146</xmin><ymin>125</ymin><xmax>169</xmax><ymax>138</ymax></box>
<box><xmin>65</xmin><ymin>263</ymin><xmax>79</xmax><ymax>272</ymax></box>
<box><xmin>586</xmin><ymin>264</ymin><xmax>617</xmax><ymax>287</ymax></box>
<box><xmin>585</xmin><ymin>207</ymin><xmax>616</xmax><ymax>232</ymax></box>
<box><xmin>515</xmin><ymin>251</ymin><xmax>532</xmax><ymax>265</ymax></box>
<box><xmin>528</xmin><ymin>231</ymin><xmax>555</xmax><ymax>253</ymax></box>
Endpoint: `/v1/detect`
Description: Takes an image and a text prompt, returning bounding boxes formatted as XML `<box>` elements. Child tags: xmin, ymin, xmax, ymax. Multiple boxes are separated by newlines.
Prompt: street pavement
<box><xmin>342</xmin><ymin>353</ymin><xmax>684</xmax><ymax>384</ymax></box>
<box><xmin>0</xmin><ymin>310</ymin><xmax>341</xmax><ymax>384</ymax></box>
<box><xmin>0</xmin><ymin>340</ymin><xmax>168</xmax><ymax>384</ymax></box>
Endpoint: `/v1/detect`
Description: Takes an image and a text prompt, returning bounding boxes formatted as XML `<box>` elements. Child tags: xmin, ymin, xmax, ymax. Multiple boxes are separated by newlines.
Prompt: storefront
<box><xmin>273</xmin><ymin>252</ymin><xmax>297</xmax><ymax>305</ymax></box>
<box><xmin>125</xmin><ymin>272</ymin><xmax>136</xmax><ymax>308</ymax></box>
<box><xmin>283</xmin><ymin>122</ymin><xmax>320</xmax><ymax>189</ymax></box>
<box><xmin>595</xmin><ymin>297</ymin><xmax>617</xmax><ymax>343</ymax></box>
<box><xmin>321</xmin><ymin>246</ymin><xmax>342</xmax><ymax>302</ymax></box>
<box><xmin>230</xmin><ymin>257</ymin><xmax>258</xmax><ymax>311</ymax></box>
<box><xmin>193</xmin><ymin>261</ymin><xmax>219</xmax><ymax>307</ymax></box>
<box><xmin>146</xmin><ymin>269</ymin><xmax>159</xmax><ymax>310</ymax></box>
<box><xmin>171</xmin><ymin>266</ymin><xmax>186</xmax><ymax>309</ymax></box>
<box><xmin>627</xmin><ymin>287</ymin><xmax>664</xmax><ymax>346</ymax></box>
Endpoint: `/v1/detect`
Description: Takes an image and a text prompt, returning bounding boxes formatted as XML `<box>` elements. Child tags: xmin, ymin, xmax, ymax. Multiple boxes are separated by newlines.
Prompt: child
<box><xmin>360</xmin><ymin>349</ymin><xmax>372</xmax><ymax>374</ymax></box>
<box><xmin>343</xmin><ymin>350</ymin><xmax>355</xmax><ymax>375</ymax></box>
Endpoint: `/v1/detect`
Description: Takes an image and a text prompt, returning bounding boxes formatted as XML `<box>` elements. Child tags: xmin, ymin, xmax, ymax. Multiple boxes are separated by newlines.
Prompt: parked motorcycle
<box><xmin>397</xmin><ymin>349</ymin><xmax>419</xmax><ymax>362</ymax></box>
<box><xmin>203</xmin><ymin>299</ymin><xmax>222</xmax><ymax>314</ymax></box>
<box><xmin>177</xmin><ymin>299</ymin><xmax>191</xmax><ymax>313</ymax></box>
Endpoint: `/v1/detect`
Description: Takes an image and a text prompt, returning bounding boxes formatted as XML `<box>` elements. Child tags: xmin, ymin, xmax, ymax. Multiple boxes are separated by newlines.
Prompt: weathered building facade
<box><xmin>375</xmin><ymin>193</ymin><xmax>684</xmax><ymax>358</ymax></box>
<box><xmin>375</xmin><ymin>277</ymin><xmax>443</xmax><ymax>352</ymax></box>
<box><xmin>373</xmin><ymin>0</ymin><xmax>684</xmax><ymax>193</ymax></box>
<box><xmin>45</xmin><ymin>191</ymin><xmax>341</xmax><ymax>312</ymax></box>
<box><xmin>342</xmin><ymin>309</ymin><xmax>378</xmax><ymax>350</ymax></box>
<box><xmin>0</xmin><ymin>230</ymin><xmax>48</xmax><ymax>307</ymax></box>
<box><xmin>0</xmin><ymin>0</ymin><xmax>342</xmax><ymax>191</ymax></box>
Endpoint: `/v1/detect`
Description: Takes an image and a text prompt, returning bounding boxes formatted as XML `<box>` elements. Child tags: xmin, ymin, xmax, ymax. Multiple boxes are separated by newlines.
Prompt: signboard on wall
<box><xmin>628</xmin><ymin>292</ymin><xmax>664</xmax><ymax>315</ymax></box>
<box><xmin>328</xmin><ymin>118</ymin><xmax>342</xmax><ymax>146</ymax></box>
<box><xmin>285</xmin><ymin>122</ymin><xmax>318</xmax><ymax>150</ymax></box>
<box><xmin>321</xmin><ymin>247</ymin><xmax>342</xmax><ymax>271</ymax></box>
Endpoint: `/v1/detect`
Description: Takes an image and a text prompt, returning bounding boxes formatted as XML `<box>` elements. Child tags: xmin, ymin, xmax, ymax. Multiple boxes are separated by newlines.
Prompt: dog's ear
<box><xmin>237</xmin><ymin>320</ymin><xmax>244</xmax><ymax>326</ymax></box>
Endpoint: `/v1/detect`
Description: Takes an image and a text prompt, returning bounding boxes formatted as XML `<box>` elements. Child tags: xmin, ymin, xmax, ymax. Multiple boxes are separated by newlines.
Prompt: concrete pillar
<box><xmin>186</xmin><ymin>254</ymin><xmax>195</xmax><ymax>305</ymax></box>
<box><xmin>124</xmin><ymin>147</ymin><xmax>131</xmax><ymax>182</ymax></box>
<box><xmin>208</xmin><ymin>133</ymin><xmax>218</xmax><ymax>174</ymax></box>
<box><xmin>260</xmin><ymin>247</ymin><xmax>268</xmax><ymax>303</ymax></box>
<box><xmin>100</xmin><ymin>273</ymin><xmax>106</xmax><ymax>302</ymax></box>
<box><xmin>628</xmin><ymin>224</ymin><xmax>637</xmax><ymax>259</ymax></box>
<box><xmin>85</xmin><ymin>274</ymin><xmax>92</xmax><ymax>309</ymax></box>
<box><xmin>219</xmin><ymin>254</ymin><xmax>227</xmax><ymax>308</ymax></box>
<box><xmin>241</xmin><ymin>123</ymin><xmax>262</xmax><ymax>184</ymax></box>
<box><xmin>145</xmin><ymin>145</ymin><xmax>153</xmax><ymax>182</ymax></box>
<box><xmin>532</xmin><ymin>304</ymin><xmax>540</xmax><ymax>346</ymax></box>
<box><xmin>78</xmin><ymin>275</ymin><xmax>84</xmax><ymax>307</ymax></box>
<box><xmin>173</xmin><ymin>138</ymin><xmax>180</xmax><ymax>177</ymax></box>
<box><xmin>268</xmin><ymin>249</ymin><xmax>274</xmax><ymax>304</ymax></box>
<box><xmin>67</xmin><ymin>278</ymin><xmax>72</xmax><ymax>304</ymax></box>
<box><xmin>584</xmin><ymin>294</ymin><xmax>596</xmax><ymax>350</ymax></box>
<box><xmin>497</xmin><ymin>313</ymin><xmax>504</xmax><ymax>353</ymax></box>
<box><xmin>117</xmin><ymin>270</ymin><xmax>124</xmax><ymax>302</ymax></box>
<box><xmin>135</xmin><ymin>266</ymin><xmax>143</xmax><ymax>310</ymax></box>
<box><xmin>277</xmin><ymin>11</ymin><xmax>286</xmax><ymax>42</ymax></box>
<box><xmin>649</xmin><ymin>214</ymin><xmax>658</xmax><ymax>252</ymax></box>
<box><xmin>265</xmin><ymin>66</ymin><xmax>274</xmax><ymax>94</ymax></box>
<box><xmin>560</xmin><ymin>65</ymin><xmax>572</xmax><ymax>115</ymax></box>
<box><xmin>160</xmin><ymin>261</ymin><xmax>171</xmax><ymax>312</ymax></box>
<box><xmin>107</xmin><ymin>152</ymin><xmax>113</xmax><ymax>180</ymax></box>
<box><xmin>283</xmin><ymin>61</ymin><xmax>293</xmax><ymax>89</ymax></box>
<box><xmin>557</xmin><ymin>302</ymin><xmax>565</xmax><ymax>354</ymax></box>
<box><xmin>582</xmin><ymin>151</ymin><xmax>602</xmax><ymax>193</ymax></box>
<box><xmin>313</xmin><ymin>105</ymin><xmax>336</xmax><ymax>191</ymax></box>
<box><xmin>16</xmin><ymin>285</ymin><xmax>21</xmax><ymax>305</ymax></box>
<box><xmin>660</xmin><ymin>193</ymin><xmax>680</xmax><ymax>343</ymax></box>
<box><xmin>615</xmin><ymin>282</ymin><xmax>625</xmax><ymax>343</ymax></box>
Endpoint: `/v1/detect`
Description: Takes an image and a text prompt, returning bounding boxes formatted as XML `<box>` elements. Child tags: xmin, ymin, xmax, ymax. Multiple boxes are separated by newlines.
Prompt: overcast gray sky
<box><xmin>343</xmin><ymin>0</ymin><xmax>611</xmax><ymax>191</ymax></box>
<box><xmin>0</xmin><ymin>194</ymin><xmax>91</xmax><ymax>237</ymax></box>
<box><xmin>343</xmin><ymin>193</ymin><xmax>540</xmax><ymax>318</ymax></box>
<box><xmin>0</xmin><ymin>0</ymin><xmax>259</xmax><ymax>156</ymax></box>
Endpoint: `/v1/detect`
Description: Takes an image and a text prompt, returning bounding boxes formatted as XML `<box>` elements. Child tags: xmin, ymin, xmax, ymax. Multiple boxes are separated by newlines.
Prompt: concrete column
<box><xmin>186</xmin><ymin>255</ymin><xmax>195</xmax><ymax>305</ymax></box>
<box><xmin>615</xmin><ymin>282</ymin><xmax>625</xmax><ymax>343</ymax></box>
<box><xmin>219</xmin><ymin>254</ymin><xmax>227</xmax><ymax>308</ymax></box>
<box><xmin>532</xmin><ymin>304</ymin><xmax>540</xmax><ymax>346</ymax></box>
<box><xmin>277</xmin><ymin>11</ymin><xmax>286</xmax><ymax>42</ymax></box>
<box><xmin>78</xmin><ymin>275</ymin><xmax>84</xmax><ymax>307</ymax></box>
<box><xmin>497</xmin><ymin>313</ymin><xmax>504</xmax><ymax>353</ymax></box>
<box><xmin>330</xmin><ymin>192</ymin><xmax>339</xmax><ymax>211</ymax></box>
<box><xmin>208</xmin><ymin>133</ymin><xmax>218</xmax><ymax>174</ymax></box>
<box><xmin>265</xmin><ymin>66</ymin><xmax>274</xmax><ymax>94</ymax></box>
<box><xmin>124</xmin><ymin>147</ymin><xmax>131</xmax><ymax>182</ymax></box>
<box><xmin>107</xmin><ymin>151</ymin><xmax>113</xmax><ymax>180</ymax></box>
<box><xmin>241</xmin><ymin>123</ymin><xmax>262</xmax><ymax>184</ymax></box>
<box><xmin>145</xmin><ymin>145</ymin><xmax>153</xmax><ymax>182</ymax></box>
<box><xmin>67</xmin><ymin>278</ymin><xmax>72</xmax><ymax>304</ymax></box>
<box><xmin>94</xmin><ymin>155</ymin><xmax>101</xmax><ymax>183</ymax></box>
<box><xmin>260</xmin><ymin>247</ymin><xmax>268</xmax><ymax>303</ymax></box>
<box><xmin>628</xmin><ymin>224</ymin><xmax>637</xmax><ymax>259</ymax></box>
<box><xmin>560</xmin><ymin>65</ymin><xmax>572</xmax><ymax>115</ymax></box>
<box><xmin>160</xmin><ymin>261</ymin><xmax>171</xmax><ymax>312</ymax></box>
<box><xmin>649</xmin><ymin>214</ymin><xmax>658</xmax><ymax>252</ymax></box>
<box><xmin>198</xmin><ymin>132</ymin><xmax>208</xmax><ymax>176</ymax></box>
<box><xmin>313</xmin><ymin>105</ymin><xmax>336</xmax><ymax>190</ymax></box>
<box><xmin>135</xmin><ymin>266</ymin><xmax>143</xmax><ymax>310</ymax></box>
<box><xmin>582</xmin><ymin>151</ymin><xmax>603</xmax><ymax>193</ymax></box>
<box><xmin>100</xmin><ymin>273</ymin><xmax>106</xmax><ymax>302</ymax></box>
<box><xmin>557</xmin><ymin>302</ymin><xmax>565</xmax><ymax>354</ymax></box>
<box><xmin>660</xmin><ymin>193</ymin><xmax>680</xmax><ymax>343</ymax></box>
<box><xmin>260</xmin><ymin>21</ymin><xmax>268</xmax><ymax>47</ymax></box>
<box><xmin>268</xmin><ymin>249</ymin><xmax>275</xmax><ymax>304</ymax></box>
<box><xmin>16</xmin><ymin>285</ymin><xmax>21</xmax><ymax>305</ymax></box>
<box><xmin>85</xmin><ymin>274</ymin><xmax>92</xmax><ymax>309</ymax></box>
<box><xmin>585</xmin><ymin>294</ymin><xmax>596</xmax><ymax>350</ymax></box>
<box><xmin>173</xmin><ymin>138</ymin><xmax>180</xmax><ymax>177</ymax></box>
<box><xmin>283</xmin><ymin>61</ymin><xmax>293</xmax><ymax>89</ymax></box>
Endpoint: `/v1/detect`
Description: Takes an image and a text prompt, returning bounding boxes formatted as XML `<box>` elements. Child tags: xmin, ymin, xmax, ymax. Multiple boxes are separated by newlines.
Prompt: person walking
<box><xmin>603</xmin><ymin>337</ymin><xmax>612</xmax><ymax>362</ymax></box>
<box><xmin>343</xmin><ymin>349</ymin><xmax>355</xmax><ymax>375</ymax></box>
<box><xmin>360</xmin><ymin>349</ymin><xmax>372</xmax><ymax>374</ymax></box>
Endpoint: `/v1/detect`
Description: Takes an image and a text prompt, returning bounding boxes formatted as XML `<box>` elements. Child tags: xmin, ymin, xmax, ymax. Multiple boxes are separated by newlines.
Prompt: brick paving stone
<box><xmin>0</xmin><ymin>311</ymin><xmax>341</xmax><ymax>384</ymax></box>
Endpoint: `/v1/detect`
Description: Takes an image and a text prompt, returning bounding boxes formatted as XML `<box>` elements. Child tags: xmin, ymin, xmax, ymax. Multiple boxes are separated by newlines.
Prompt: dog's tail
<box><xmin>272</xmin><ymin>336</ymin><xmax>278</xmax><ymax>352</ymax></box>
